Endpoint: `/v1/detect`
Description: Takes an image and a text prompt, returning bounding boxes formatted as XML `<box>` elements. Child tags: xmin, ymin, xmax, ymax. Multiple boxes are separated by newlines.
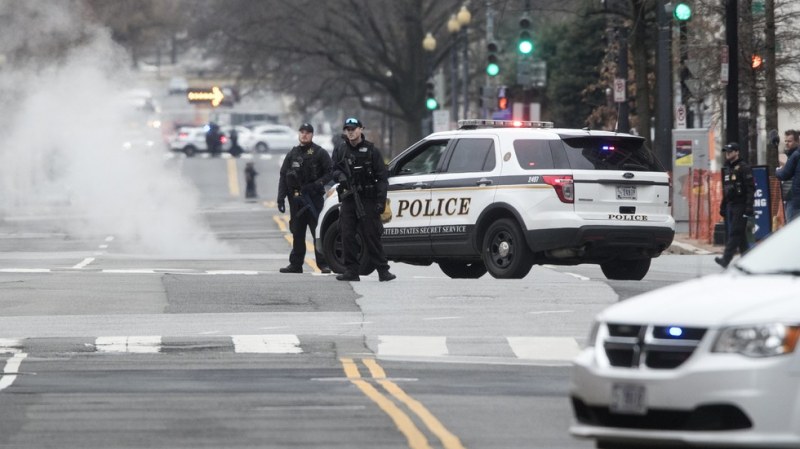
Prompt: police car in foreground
<box><xmin>315</xmin><ymin>119</ymin><xmax>675</xmax><ymax>279</ymax></box>
<box><xmin>570</xmin><ymin>218</ymin><xmax>800</xmax><ymax>448</ymax></box>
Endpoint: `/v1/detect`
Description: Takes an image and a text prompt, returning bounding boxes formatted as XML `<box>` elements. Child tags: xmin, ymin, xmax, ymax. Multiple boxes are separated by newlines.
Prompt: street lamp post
<box><xmin>422</xmin><ymin>32</ymin><xmax>437</xmax><ymax>134</ymax></box>
<box><xmin>457</xmin><ymin>5</ymin><xmax>471</xmax><ymax>120</ymax></box>
<box><xmin>447</xmin><ymin>14</ymin><xmax>461</xmax><ymax>124</ymax></box>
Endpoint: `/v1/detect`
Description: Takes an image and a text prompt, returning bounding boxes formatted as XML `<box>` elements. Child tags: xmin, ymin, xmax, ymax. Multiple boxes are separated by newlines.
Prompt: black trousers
<box><xmin>722</xmin><ymin>202</ymin><xmax>749</xmax><ymax>263</ymax></box>
<box><xmin>339</xmin><ymin>197</ymin><xmax>389</xmax><ymax>274</ymax></box>
<box><xmin>288</xmin><ymin>193</ymin><xmax>327</xmax><ymax>268</ymax></box>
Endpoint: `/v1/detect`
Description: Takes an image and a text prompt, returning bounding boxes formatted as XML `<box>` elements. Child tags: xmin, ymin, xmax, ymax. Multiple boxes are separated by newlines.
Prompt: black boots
<box><xmin>378</xmin><ymin>269</ymin><xmax>396</xmax><ymax>282</ymax></box>
<box><xmin>279</xmin><ymin>265</ymin><xmax>303</xmax><ymax>273</ymax></box>
<box><xmin>714</xmin><ymin>257</ymin><xmax>730</xmax><ymax>268</ymax></box>
<box><xmin>336</xmin><ymin>271</ymin><xmax>360</xmax><ymax>281</ymax></box>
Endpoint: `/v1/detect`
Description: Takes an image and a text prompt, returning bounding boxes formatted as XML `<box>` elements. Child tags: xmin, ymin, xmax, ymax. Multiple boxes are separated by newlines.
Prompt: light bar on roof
<box><xmin>458</xmin><ymin>119</ymin><xmax>554</xmax><ymax>129</ymax></box>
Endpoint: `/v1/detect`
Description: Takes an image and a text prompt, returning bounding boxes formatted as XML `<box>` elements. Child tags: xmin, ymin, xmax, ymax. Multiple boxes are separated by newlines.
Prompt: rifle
<box><xmin>338</xmin><ymin>153</ymin><xmax>366</xmax><ymax>219</ymax></box>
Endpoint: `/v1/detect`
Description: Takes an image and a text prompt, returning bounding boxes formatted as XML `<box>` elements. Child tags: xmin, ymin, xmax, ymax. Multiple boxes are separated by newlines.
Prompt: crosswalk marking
<box><xmin>378</xmin><ymin>336</ymin><xmax>448</xmax><ymax>357</ymax></box>
<box><xmin>95</xmin><ymin>336</ymin><xmax>161</xmax><ymax>353</ymax></box>
<box><xmin>3</xmin><ymin>335</ymin><xmax>582</xmax><ymax>362</ymax></box>
<box><xmin>232</xmin><ymin>334</ymin><xmax>302</xmax><ymax>353</ymax></box>
<box><xmin>506</xmin><ymin>337</ymin><xmax>581</xmax><ymax>361</ymax></box>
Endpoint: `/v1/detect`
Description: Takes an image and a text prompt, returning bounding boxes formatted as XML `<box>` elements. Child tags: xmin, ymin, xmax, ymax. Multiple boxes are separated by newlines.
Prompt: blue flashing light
<box><xmin>601</xmin><ymin>145</ymin><xmax>616</xmax><ymax>151</ymax></box>
<box><xmin>668</xmin><ymin>326</ymin><xmax>683</xmax><ymax>337</ymax></box>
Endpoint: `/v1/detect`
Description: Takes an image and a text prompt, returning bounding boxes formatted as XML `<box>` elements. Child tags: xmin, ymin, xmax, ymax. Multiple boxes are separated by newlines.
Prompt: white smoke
<box><xmin>0</xmin><ymin>1</ymin><xmax>231</xmax><ymax>257</ymax></box>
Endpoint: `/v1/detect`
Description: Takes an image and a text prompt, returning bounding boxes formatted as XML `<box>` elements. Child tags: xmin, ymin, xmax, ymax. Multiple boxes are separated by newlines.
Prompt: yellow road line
<box><xmin>378</xmin><ymin>379</ymin><xmax>465</xmax><ymax>449</ymax></box>
<box><xmin>227</xmin><ymin>159</ymin><xmax>240</xmax><ymax>197</ymax></box>
<box><xmin>340</xmin><ymin>358</ymin><xmax>432</xmax><ymax>449</ymax></box>
<box><xmin>341</xmin><ymin>358</ymin><xmax>466</xmax><ymax>449</ymax></box>
<box><xmin>272</xmin><ymin>216</ymin><xmax>321</xmax><ymax>273</ymax></box>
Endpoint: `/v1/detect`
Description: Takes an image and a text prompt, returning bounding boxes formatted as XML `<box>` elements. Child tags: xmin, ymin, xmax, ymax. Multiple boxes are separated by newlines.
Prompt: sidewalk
<box><xmin>667</xmin><ymin>233</ymin><xmax>721</xmax><ymax>255</ymax></box>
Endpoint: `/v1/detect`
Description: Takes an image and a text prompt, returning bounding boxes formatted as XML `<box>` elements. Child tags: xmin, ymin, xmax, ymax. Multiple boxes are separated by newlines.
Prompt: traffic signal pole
<box><xmin>725</xmin><ymin>0</ymin><xmax>739</xmax><ymax>151</ymax></box>
<box><xmin>655</xmin><ymin>0</ymin><xmax>673</xmax><ymax>172</ymax></box>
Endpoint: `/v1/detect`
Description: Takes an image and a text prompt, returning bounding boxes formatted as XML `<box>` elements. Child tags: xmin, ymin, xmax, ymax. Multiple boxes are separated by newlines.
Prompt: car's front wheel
<box><xmin>481</xmin><ymin>218</ymin><xmax>534</xmax><ymax>279</ymax></box>
<box><xmin>600</xmin><ymin>258</ymin><xmax>651</xmax><ymax>281</ymax></box>
<box><xmin>322</xmin><ymin>219</ymin><xmax>374</xmax><ymax>275</ymax></box>
<box><xmin>437</xmin><ymin>260</ymin><xmax>487</xmax><ymax>279</ymax></box>
<box><xmin>255</xmin><ymin>142</ymin><xmax>269</xmax><ymax>153</ymax></box>
<box><xmin>183</xmin><ymin>145</ymin><xmax>196</xmax><ymax>157</ymax></box>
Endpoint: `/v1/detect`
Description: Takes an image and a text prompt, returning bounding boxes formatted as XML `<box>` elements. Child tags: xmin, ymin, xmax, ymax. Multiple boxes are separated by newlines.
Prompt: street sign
<box><xmin>187</xmin><ymin>86</ymin><xmax>225</xmax><ymax>107</ymax></box>
<box><xmin>613</xmin><ymin>78</ymin><xmax>626</xmax><ymax>103</ymax></box>
<box><xmin>721</xmin><ymin>46</ymin><xmax>729</xmax><ymax>85</ymax></box>
<box><xmin>432</xmin><ymin>109</ymin><xmax>450</xmax><ymax>133</ymax></box>
<box><xmin>676</xmin><ymin>105</ymin><xmax>687</xmax><ymax>129</ymax></box>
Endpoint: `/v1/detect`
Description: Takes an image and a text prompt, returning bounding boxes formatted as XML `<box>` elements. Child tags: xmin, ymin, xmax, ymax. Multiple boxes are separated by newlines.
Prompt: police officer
<box><xmin>277</xmin><ymin>123</ymin><xmax>332</xmax><ymax>274</ymax></box>
<box><xmin>716</xmin><ymin>142</ymin><xmax>755</xmax><ymax>268</ymax></box>
<box><xmin>332</xmin><ymin>117</ymin><xmax>395</xmax><ymax>282</ymax></box>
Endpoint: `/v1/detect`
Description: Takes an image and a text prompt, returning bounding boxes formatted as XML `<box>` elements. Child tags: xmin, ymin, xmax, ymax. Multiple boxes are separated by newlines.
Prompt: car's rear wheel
<box><xmin>481</xmin><ymin>218</ymin><xmax>534</xmax><ymax>279</ymax></box>
<box><xmin>600</xmin><ymin>258</ymin><xmax>651</xmax><ymax>281</ymax></box>
<box><xmin>322</xmin><ymin>219</ymin><xmax>374</xmax><ymax>276</ymax></box>
<box><xmin>437</xmin><ymin>260</ymin><xmax>487</xmax><ymax>279</ymax></box>
<box><xmin>183</xmin><ymin>145</ymin><xmax>196</xmax><ymax>157</ymax></box>
<box><xmin>255</xmin><ymin>142</ymin><xmax>269</xmax><ymax>153</ymax></box>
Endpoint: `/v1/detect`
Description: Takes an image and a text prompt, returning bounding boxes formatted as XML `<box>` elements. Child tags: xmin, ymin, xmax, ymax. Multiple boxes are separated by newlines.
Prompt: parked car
<box><xmin>220</xmin><ymin>125</ymin><xmax>254</xmax><ymax>153</ymax></box>
<box><xmin>249</xmin><ymin>124</ymin><xmax>296</xmax><ymax>153</ymax></box>
<box><xmin>167</xmin><ymin>126</ymin><xmax>229</xmax><ymax>157</ymax></box>
<box><xmin>314</xmin><ymin>119</ymin><xmax>675</xmax><ymax>279</ymax></box>
<box><xmin>570</xmin><ymin>218</ymin><xmax>800</xmax><ymax>449</ymax></box>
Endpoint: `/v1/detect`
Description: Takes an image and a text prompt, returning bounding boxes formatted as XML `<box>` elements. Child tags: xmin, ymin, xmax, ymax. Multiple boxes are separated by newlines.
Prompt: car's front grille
<box><xmin>603</xmin><ymin>323</ymin><xmax>706</xmax><ymax>369</ymax></box>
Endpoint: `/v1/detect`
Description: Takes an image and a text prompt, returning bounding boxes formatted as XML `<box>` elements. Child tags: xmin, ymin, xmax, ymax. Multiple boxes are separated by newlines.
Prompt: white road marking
<box><xmin>378</xmin><ymin>336</ymin><xmax>448</xmax><ymax>357</ymax></box>
<box><xmin>105</xmin><ymin>236</ymin><xmax>115</xmax><ymax>242</ymax></box>
<box><xmin>232</xmin><ymin>335</ymin><xmax>302</xmax><ymax>353</ymax></box>
<box><xmin>95</xmin><ymin>336</ymin><xmax>161</xmax><ymax>353</ymax></box>
<box><xmin>0</xmin><ymin>339</ymin><xmax>21</xmax><ymax>354</ymax></box>
<box><xmin>0</xmin><ymin>268</ymin><xmax>49</xmax><ymax>273</ymax></box>
<box><xmin>72</xmin><ymin>257</ymin><xmax>95</xmax><ymax>269</ymax></box>
<box><xmin>205</xmin><ymin>270</ymin><xmax>259</xmax><ymax>275</ymax></box>
<box><xmin>422</xmin><ymin>316</ymin><xmax>461</xmax><ymax>321</ymax></box>
<box><xmin>102</xmin><ymin>269</ymin><xmax>156</xmax><ymax>274</ymax></box>
<box><xmin>98</xmin><ymin>244</ymin><xmax>108</xmax><ymax>249</ymax></box>
<box><xmin>506</xmin><ymin>337</ymin><xmax>581</xmax><ymax>361</ymax></box>
<box><xmin>526</xmin><ymin>310</ymin><xmax>573</xmax><ymax>315</ymax></box>
<box><xmin>0</xmin><ymin>353</ymin><xmax>28</xmax><ymax>391</ymax></box>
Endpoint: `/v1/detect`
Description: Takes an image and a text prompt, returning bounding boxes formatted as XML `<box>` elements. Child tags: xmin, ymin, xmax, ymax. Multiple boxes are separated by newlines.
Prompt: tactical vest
<box><xmin>287</xmin><ymin>145</ymin><xmax>320</xmax><ymax>189</ymax></box>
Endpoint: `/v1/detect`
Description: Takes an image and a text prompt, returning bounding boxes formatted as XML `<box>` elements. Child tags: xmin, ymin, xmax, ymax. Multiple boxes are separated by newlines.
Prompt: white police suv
<box><xmin>315</xmin><ymin>120</ymin><xmax>675</xmax><ymax>280</ymax></box>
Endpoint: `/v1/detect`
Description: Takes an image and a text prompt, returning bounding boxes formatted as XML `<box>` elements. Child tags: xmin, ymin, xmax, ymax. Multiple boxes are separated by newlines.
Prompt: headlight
<box><xmin>713</xmin><ymin>324</ymin><xmax>800</xmax><ymax>357</ymax></box>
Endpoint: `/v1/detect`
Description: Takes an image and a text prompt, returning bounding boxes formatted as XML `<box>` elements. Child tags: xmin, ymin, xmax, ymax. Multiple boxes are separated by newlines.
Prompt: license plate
<box><xmin>610</xmin><ymin>383</ymin><xmax>647</xmax><ymax>415</ymax></box>
<box><xmin>616</xmin><ymin>185</ymin><xmax>637</xmax><ymax>200</ymax></box>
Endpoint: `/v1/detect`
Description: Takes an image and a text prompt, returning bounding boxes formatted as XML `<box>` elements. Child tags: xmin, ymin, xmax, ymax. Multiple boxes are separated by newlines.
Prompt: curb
<box><xmin>668</xmin><ymin>240</ymin><xmax>713</xmax><ymax>255</ymax></box>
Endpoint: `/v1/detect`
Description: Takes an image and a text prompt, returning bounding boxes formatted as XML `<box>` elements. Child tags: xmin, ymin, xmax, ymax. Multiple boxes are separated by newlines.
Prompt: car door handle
<box><xmin>476</xmin><ymin>178</ymin><xmax>493</xmax><ymax>186</ymax></box>
<box><xmin>412</xmin><ymin>182</ymin><xmax>429</xmax><ymax>189</ymax></box>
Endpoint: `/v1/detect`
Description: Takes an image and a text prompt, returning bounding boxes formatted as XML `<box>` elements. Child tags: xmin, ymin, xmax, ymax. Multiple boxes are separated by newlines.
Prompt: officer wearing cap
<box><xmin>331</xmin><ymin>117</ymin><xmax>395</xmax><ymax>282</ymax></box>
<box><xmin>277</xmin><ymin>123</ymin><xmax>333</xmax><ymax>274</ymax></box>
<box><xmin>716</xmin><ymin>142</ymin><xmax>755</xmax><ymax>268</ymax></box>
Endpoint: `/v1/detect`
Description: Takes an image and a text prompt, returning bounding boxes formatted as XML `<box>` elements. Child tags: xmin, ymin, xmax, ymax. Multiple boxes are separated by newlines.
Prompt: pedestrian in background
<box><xmin>205</xmin><ymin>122</ymin><xmax>223</xmax><ymax>157</ymax></box>
<box><xmin>777</xmin><ymin>129</ymin><xmax>800</xmax><ymax>222</ymax></box>
<box><xmin>229</xmin><ymin>127</ymin><xmax>243</xmax><ymax>157</ymax></box>
<box><xmin>244</xmin><ymin>162</ymin><xmax>258</xmax><ymax>200</ymax></box>
<box><xmin>276</xmin><ymin>123</ymin><xmax>332</xmax><ymax>274</ymax></box>
<box><xmin>716</xmin><ymin>142</ymin><xmax>755</xmax><ymax>268</ymax></box>
<box><xmin>331</xmin><ymin>117</ymin><xmax>395</xmax><ymax>282</ymax></box>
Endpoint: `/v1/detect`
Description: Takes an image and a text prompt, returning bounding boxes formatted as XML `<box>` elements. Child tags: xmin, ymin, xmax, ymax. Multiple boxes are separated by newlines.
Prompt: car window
<box><xmin>444</xmin><ymin>138</ymin><xmax>495</xmax><ymax>173</ymax></box>
<box><xmin>394</xmin><ymin>140</ymin><xmax>449</xmax><ymax>176</ymax></box>
<box><xmin>513</xmin><ymin>139</ymin><xmax>557</xmax><ymax>170</ymax></box>
<box><xmin>561</xmin><ymin>136</ymin><xmax>663</xmax><ymax>171</ymax></box>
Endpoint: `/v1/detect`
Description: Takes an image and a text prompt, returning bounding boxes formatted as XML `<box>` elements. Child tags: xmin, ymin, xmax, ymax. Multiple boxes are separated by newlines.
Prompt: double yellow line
<box><xmin>340</xmin><ymin>358</ymin><xmax>465</xmax><ymax>449</ymax></box>
<box><xmin>272</xmin><ymin>215</ymin><xmax>324</xmax><ymax>273</ymax></box>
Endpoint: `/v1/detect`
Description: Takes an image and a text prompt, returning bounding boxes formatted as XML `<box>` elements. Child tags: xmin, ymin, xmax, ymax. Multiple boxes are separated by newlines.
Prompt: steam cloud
<box><xmin>0</xmin><ymin>1</ymin><xmax>230</xmax><ymax>257</ymax></box>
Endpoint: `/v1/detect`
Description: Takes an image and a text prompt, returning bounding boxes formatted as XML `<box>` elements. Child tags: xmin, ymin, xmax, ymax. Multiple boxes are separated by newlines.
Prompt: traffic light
<box><xmin>497</xmin><ymin>86</ymin><xmax>508</xmax><ymax>110</ymax></box>
<box><xmin>751</xmin><ymin>54</ymin><xmax>764</xmax><ymax>70</ymax></box>
<box><xmin>486</xmin><ymin>41</ymin><xmax>500</xmax><ymax>77</ymax></box>
<box><xmin>673</xmin><ymin>2</ymin><xmax>692</xmax><ymax>21</ymax></box>
<box><xmin>425</xmin><ymin>81</ymin><xmax>438</xmax><ymax>110</ymax></box>
<box><xmin>518</xmin><ymin>14</ymin><xmax>533</xmax><ymax>55</ymax></box>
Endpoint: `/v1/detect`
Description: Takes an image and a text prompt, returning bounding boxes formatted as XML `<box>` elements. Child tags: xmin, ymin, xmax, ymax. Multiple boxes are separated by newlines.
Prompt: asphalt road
<box><xmin>0</xmin><ymin>151</ymin><xmax>721</xmax><ymax>449</ymax></box>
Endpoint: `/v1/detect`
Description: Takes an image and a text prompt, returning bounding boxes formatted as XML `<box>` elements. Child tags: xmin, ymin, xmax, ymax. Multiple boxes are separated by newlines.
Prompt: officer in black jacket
<box><xmin>277</xmin><ymin>123</ymin><xmax>332</xmax><ymax>274</ymax></box>
<box><xmin>716</xmin><ymin>142</ymin><xmax>755</xmax><ymax>268</ymax></box>
<box><xmin>331</xmin><ymin>117</ymin><xmax>395</xmax><ymax>282</ymax></box>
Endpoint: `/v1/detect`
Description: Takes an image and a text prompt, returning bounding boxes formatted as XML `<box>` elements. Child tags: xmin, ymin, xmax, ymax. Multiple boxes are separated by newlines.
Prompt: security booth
<box><xmin>671</xmin><ymin>129</ymin><xmax>712</xmax><ymax>235</ymax></box>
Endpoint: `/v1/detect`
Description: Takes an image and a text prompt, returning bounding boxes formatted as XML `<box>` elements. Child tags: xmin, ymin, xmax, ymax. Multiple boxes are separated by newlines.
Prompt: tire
<box><xmin>255</xmin><ymin>142</ymin><xmax>269</xmax><ymax>153</ymax></box>
<box><xmin>600</xmin><ymin>258</ymin><xmax>651</xmax><ymax>281</ymax></box>
<box><xmin>183</xmin><ymin>145</ymin><xmax>196</xmax><ymax>157</ymax></box>
<box><xmin>437</xmin><ymin>260</ymin><xmax>487</xmax><ymax>279</ymax></box>
<box><xmin>322</xmin><ymin>219</ymin><xmax>374</xmax><ymax>276</ymax></box>
<box><xmin>481</xmin><ymin>218</ymin><xmax>534</xmax><ymax>279</ymax></box>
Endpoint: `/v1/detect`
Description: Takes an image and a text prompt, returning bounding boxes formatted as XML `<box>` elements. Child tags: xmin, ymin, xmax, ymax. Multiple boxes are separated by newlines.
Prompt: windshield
<box><xmin>736</xmin><ymin>219</ymin><xmax>800</xmax><ymax>275</ymax></box>
<box><xmin>560</xmin><ymin>136</ymin><xmax>664</xmax><ymax>171</ymax></box>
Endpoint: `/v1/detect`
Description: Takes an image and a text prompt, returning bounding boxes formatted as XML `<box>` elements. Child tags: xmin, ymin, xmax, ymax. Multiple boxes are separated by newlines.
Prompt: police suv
<box><xmin>315</xmin><ymin>120</ymin><xmax>675</xmax><ymax>280</ymax></box>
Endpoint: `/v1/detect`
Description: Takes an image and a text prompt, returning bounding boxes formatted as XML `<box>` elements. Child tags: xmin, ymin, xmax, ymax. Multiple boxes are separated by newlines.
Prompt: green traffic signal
<box><xmin>426</xmin><ymin>97</ymin><xmax>438</xmax><ymax>110</ymax></box>
<box><xmin>486</xmin><ymin>62</ymin><xmax>500</xmax><ymax>77</ymax></box>
<box><xmin>674</xmin><ymin>2</ymin><xmax>692</xmax><ymax>21</ymax></box>
<box><xmin>518</xmin><ymin>39</ymin><xmax>533</xmax><ymax>55</ymax></box>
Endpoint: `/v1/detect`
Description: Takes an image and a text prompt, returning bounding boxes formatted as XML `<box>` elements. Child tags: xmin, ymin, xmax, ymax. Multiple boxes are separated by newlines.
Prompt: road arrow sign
<box><xmin>187</xmin><ymin>86</ymin><xmax>225</xmax><ymax>107</ymax></box>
